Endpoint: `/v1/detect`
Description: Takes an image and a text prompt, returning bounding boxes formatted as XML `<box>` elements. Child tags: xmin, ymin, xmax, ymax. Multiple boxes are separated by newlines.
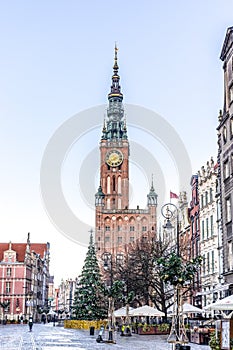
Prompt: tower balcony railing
<box><xmin>102</xmin><ymin>141</ymin><xmax>128</xmax><ymax>148</ymax></box>
<box><xmin>101</xmin><ymin>208</ymin><xmax>150</xmax><ymax>215</ymax></box>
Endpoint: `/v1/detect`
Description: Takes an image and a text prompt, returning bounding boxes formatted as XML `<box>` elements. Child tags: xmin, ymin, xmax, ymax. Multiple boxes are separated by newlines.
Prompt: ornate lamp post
<box><xmin>26</xmin><ymin>291</ymin><xmax>33</xmax><ymax>319</ymax></box>
<box><xmin>161</xmin><ymin>203</ymin><xmax>189</xmax><ymax>349</ymax></box>
<box><xmin>102</xmin><ymin>252</ymin><xmax>115</xmax><ymax>344</ymax></box>
<box><xmin>121</xmin><ymin>251</ymin><xmax>134</xmax><ymax>336</ymax></box>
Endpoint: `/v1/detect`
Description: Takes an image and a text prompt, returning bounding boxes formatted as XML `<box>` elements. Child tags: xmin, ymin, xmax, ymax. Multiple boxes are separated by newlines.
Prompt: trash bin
<box><xmin>90</xmin><ymin>326</ymin><xmax>95</xmax><ymax>335</ymax></box>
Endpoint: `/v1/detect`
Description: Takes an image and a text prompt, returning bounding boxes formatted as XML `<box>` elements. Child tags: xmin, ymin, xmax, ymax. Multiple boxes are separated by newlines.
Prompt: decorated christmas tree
<box><xmin>73</xmin><ymin>231</ymin><xmax>107</xmax><ymax>320</ymax></box>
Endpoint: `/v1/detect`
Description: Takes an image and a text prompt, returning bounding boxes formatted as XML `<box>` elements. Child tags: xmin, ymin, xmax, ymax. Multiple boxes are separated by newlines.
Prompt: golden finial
<box><xmin>113</xmin><ymin>42</ymin><xmax>118</xmax><ymax>72</ymax></box>
<box><xmin>218</xmin><ymin>109</ymin><xmax>223</xmax><ymax>122</ymax></box>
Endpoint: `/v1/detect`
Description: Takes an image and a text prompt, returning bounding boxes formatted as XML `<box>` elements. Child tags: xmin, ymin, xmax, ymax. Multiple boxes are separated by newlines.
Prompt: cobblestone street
<box><xmin>0</xmin><ymin>323</ymin><xmax>211</xmax><ymax>350</ymax></box>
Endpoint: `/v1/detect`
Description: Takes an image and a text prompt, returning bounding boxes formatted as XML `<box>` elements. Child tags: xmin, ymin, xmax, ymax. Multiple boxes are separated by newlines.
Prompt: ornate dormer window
<box><xmin>3</xmin><ymin>242</ymin><xmax>16</xmax><ymax>263</ymax></box>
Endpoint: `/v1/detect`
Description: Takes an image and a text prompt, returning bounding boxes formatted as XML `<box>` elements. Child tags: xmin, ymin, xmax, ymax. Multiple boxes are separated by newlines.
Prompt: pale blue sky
<box><xmin>0</xmin><ymin>1</ymin><xmax>232</xmax><ymax>283</ymax></box>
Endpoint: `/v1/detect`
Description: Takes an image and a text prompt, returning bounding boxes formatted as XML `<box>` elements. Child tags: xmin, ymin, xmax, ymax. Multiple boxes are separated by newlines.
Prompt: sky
<box><xmin>0</xmin><ymin>1</ymin><xmax>233</xmax><ymax>285</ymax></box>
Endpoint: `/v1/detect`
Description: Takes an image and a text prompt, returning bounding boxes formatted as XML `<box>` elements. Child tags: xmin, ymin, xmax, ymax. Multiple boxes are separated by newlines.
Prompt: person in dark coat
<box><xmin>28</xmin><ymin>316</ymin><xmax>33</xmax><ymax>332</ymax></box>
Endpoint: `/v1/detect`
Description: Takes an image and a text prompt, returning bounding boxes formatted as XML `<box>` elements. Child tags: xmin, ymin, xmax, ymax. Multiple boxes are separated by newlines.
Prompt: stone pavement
<box><xmin>0</xmin><ymin>323</ymin><xmax>211</xmax><ymax>350</ymax></box>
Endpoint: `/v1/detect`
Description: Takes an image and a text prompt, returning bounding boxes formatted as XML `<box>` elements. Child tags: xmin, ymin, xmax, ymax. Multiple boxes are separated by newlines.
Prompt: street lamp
<box><xmin>161</xmin><ymin>203</ymin><xmax>189</xmax><ymax>349</ymax></box>
<box><xmin>26</xmin><ymin>291</ymin><xmax>33</xmax><ymax>319</ymax></box>
<box><xmin>102</xmin><ymin>252</ymin><xmax>115</xmax><ymax>344</ymax></box>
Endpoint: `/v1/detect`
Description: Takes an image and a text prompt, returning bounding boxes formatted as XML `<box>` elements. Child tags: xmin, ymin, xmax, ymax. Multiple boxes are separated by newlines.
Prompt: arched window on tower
<box><xmin>112</xmin><ymin>198</ymin><xmax>115</xmax><ymax>209</ymax></box>
<box><xmin>107</xmin><ymin>176</ymin><xmax>110</xmax><ymax>194</ymax></box>
<box><xmin>118</xmin><ymin>176</ymin><xmax>121</xmax><ymax>194</ymax></box>
<box><xmin>113</xmin><ymin>176</ymin><xmax>116</xmax><ymax>192</ymax></box>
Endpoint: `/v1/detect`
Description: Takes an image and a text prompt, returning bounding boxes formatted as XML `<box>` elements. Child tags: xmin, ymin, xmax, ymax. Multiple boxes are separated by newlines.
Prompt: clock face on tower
<box><xmin>105</xmin><ymin>149</ymin><xmax>123</xmax><ymax>167</ymax></box>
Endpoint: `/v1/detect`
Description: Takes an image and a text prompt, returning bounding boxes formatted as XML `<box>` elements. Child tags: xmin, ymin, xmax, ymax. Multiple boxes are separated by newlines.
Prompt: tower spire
<box><xmin>102</xmin><ymin>44</ymin><xmax>127</xmax><ymax>141</ymax></box>
<box><xmin>108</xmin><ymin>44</ymin><xmax>123</xmax><ymax>102</ymax></box>
<box><xmin>147</xmin><ymin>174</ymin><xmax>158</xmax><ymax>206</ymax></box>
<box><xmin>113</xmin><ymin>42</ymin><xmax>119</xmax><ymax>74</ymax></box>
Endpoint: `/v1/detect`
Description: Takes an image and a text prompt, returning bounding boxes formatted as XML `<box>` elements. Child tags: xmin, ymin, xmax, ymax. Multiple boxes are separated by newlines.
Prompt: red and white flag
<box><xmin>170</xmin><ymin>191</ymin><xmax>179</xmax><ymax>199</ymax></box>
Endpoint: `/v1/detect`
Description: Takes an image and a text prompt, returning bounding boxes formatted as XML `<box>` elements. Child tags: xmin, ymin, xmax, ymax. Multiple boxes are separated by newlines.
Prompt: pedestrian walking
<box><xmin>96</xmin><ymin>325</ymin><xmax>104</xmax><ymax>343</ymax></box>
<box><xmin>28</xmin><ymin>316</ymin><xmax>33</xmax><ymax>332</ymax></box>
<box><xmin>41</xmin><ymin>314</ymin><xmax>46</xmax><ymax>324</ymax></box>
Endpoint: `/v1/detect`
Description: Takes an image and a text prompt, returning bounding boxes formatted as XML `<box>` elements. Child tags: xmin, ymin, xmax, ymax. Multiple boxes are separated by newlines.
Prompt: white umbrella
<box><xmin>205</xmin><ymin>295</ymin><xmax>233</xmax><ymax>311</ymax></box>
<box><xmin>130</xmin><ymin>305</ymin><xmax>165</xmax><ymax>317</ymax></box>
<box><xmin>47</xmin><ymin>309</ymin><xmax>57</xmax><ymax>315</ymax></box>
<box><xmin>183</xmin><ymin>303</ymin><xmax>204</xmax><ymax>314</ymax></box>
<box><xmin>113</xmin><ymin>306</ymin><xmax>134</xmax><ymax>317</ymax></box>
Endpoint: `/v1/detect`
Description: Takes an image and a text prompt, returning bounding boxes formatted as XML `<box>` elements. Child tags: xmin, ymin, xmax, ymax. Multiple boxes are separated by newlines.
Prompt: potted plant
<box><xmin>209</xmin><ymin>331</ymin><xmax>220</xmax><ymax>350</ymax></box>
<box><xmin>138</xmin><ymin>323</ymin><xmax>155</xmax><ymax>335</ymax></box>
<box><xmin>156</xmin><ymin>323</ymin><xmax>170</xmax><ymax>333</ymax></box>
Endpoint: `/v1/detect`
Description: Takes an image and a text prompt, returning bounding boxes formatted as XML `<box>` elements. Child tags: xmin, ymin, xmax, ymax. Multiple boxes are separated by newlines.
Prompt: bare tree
<box><xmin>115</xmin><ymin>234</ymin><xmax>173</xmax><ymax>320</ymax></box>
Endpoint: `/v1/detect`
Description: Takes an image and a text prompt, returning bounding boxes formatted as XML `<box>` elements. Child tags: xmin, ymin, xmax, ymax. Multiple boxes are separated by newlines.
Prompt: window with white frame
<box><xmin>205</xmin><ymin>191</ymin><xmax>208</xmax><ymax>206</ymax></box>
<box><xmin>210</xmin><ymin>187</ymin><xmax>213</xmax><ymax>202</ymax></box>
<box><xmin>207</xmin><ymin>252</ymin><xmax>210</xmax><ymax>273</ymax></box>
<box><xmin>211</xmin><ymin>250</ymin><xmax>214</xmax><ymax>273</ymax></box>
<box><xmin>116</xmin><ymin>253</ymin><xmax>123</xmax><ymax>265</ymax></box>
<box><xmin>202</xmin><ymin>220</ymin><xmax>205</xmax><ymax>240</ymax></box>
<box><xmin>230</xmin><ymin>86</ymin><xmax>233</xmax><ymax>103</ymax></box>
<box><xmin>201</xmin><ymin>194</ymin><xmax>204</xmax><ymax>208</ymax></box>
<box><xmin>210</xmin><ymin>215</ymin><xmax>214</xmax><ymax>236</ymax></box>
<box><xmin>227</xmin><ymin>241</ymin><xmax>233</xmax><ymax>271</ymax></box>
<box><xmin>117</xmin><ymin>236</ymin><xmax>122</xmax><ymax>243</ymax></box>
<box><xmin>223</xmin><ymin>126</ymin><xmax>227</xmax><ymax>143</ymax></box>
<box><xmin>224</xmin><ymin>159</ymin><xmax>230</xmax><ymax>179</ymax></box>
<box><xmin>202</xmin><ymin>254</ymin><xmax>206</xmax><ymax>275</ymax></box>
<box><xmin>5</xmin><ymin>282</ymin><xmax>11</xmax><ymax>293</ymax></box>
<box><xmin>196</xmin><ymin>217</ymin><xmax>199</xmax><ymax>231</ymax></box>
<box><xmin>206</xmin><ymin>218</ymin><xmax>209</xmax><ymax>239</ymax></box>
<box><xmin>226</xmin><ymin>198</ymin><xmax>232</xmax><ymax>223</ymax></box>
<box><xmin>231</xmin><ymin>117</ymin><xmax>233</xmax><ymax>138</ymax></box>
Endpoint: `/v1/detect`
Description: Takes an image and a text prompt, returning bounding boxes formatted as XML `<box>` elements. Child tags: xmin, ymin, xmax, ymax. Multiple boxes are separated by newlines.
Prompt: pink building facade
<box><xmin>0</xmin><ymin>233</ymin><xmax>50</xmax><ymax>322</ymax></box>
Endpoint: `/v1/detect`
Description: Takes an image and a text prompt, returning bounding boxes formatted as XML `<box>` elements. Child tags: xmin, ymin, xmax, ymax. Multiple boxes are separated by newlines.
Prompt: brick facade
<box><xmin>95</xmin><ymin>47</ymin><xmax>158</xmax><ymax>262</ymax></box>
<box><xmin>0</xmin><ymin>233</ymin><xmax>50</xmax><ymax>322</ymax></box>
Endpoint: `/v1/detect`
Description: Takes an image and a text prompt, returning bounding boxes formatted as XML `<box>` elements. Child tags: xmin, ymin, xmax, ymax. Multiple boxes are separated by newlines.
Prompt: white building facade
<box><xmin>198</xmin><ymin>158</ymin><xmax>225</xmax><ymax>312</ymax></box>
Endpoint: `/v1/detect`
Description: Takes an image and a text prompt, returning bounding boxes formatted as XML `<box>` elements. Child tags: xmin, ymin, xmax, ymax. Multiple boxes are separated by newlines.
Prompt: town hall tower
<box><xmin>95</xmin><ymin>46</ymin><xmax>158</xmax><ymax>260</ymax></box>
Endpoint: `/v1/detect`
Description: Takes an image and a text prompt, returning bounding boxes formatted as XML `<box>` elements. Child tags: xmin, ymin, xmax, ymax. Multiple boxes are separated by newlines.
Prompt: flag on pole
<box><xmin>170</xmin><ymin>191</ymin><xmax>179</xmax><ymax>199</ymax></box>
